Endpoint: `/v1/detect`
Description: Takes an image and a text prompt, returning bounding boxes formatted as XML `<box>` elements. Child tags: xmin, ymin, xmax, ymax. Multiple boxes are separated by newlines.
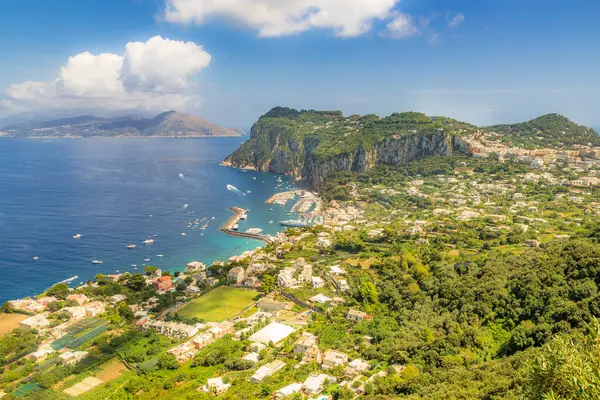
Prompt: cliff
<box><xmin>223</xmin><ymin>107</ymin><xmax>475</xmax><ymax>189</ymax></box>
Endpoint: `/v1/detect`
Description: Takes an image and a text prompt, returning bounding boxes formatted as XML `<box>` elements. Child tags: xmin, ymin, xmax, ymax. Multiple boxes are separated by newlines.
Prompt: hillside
<box><xmin>224</xmin><ymin>108</ymin><xmax>599</xmax><ymax>188</ymax></box>
<box><xmin>485</xmin><ymin>113</ymin><xmax>600</xmax><ymax>148</ymax></box>
<box><xmin>223</xmin><ymin>107</ymin><xmax>477</xmax><ymax>188</ymax></box>
<box><xmin>1</xmin><ymin>111</ymin><xmax>241</xmax><ymax>138</ymax></box>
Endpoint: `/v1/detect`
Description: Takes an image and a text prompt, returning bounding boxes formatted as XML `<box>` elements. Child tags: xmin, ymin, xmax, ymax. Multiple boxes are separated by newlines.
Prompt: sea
<box><xmin>0</xmin><ymin>137</ymin><xmax>300</xmax><ymax>304</ymax></box>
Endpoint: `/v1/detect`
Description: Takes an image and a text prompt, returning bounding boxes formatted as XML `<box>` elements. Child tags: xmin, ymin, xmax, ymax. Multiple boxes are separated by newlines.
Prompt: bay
<box><xmin>0</xmin><ymin>137</ymin><xmax>298</xmax><ymax>304</ymax></box>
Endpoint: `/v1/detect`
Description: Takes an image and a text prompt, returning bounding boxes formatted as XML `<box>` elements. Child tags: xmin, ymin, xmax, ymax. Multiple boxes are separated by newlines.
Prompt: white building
<box><xmin>63</xmin><ymin>306</ymin><xmax>87</xmax><ymax>320</ymax></box>
<box><xmin>59</xmin><ymin>351</ymin><xmax>88</xmax><ymax>365</ymax></box>
<box><xmin>251</xmin><ymin>360</ymin><xmax>286</xmax><ymax>382</ymax></box>
<box><xmin>311</xmin><ymin>276</ymin><xmax>324</xmax><ymax>288</ymax></box>
<box><xmin>204</xmin><ymin>377</ymin><xmax>231</xmax><ymax>395</ymax></box>
<box><xmin>275</xmin><ymin>383</ymin><xmax>302</xmax><ymax>398</ymax></box>
<box><xmin>303</xmin><ymin>374</ymin><xmax>335</xmax><ymax>396</ymax></box>
<box><xmin>322</xmin><ymin>350</ymin><xmax>348</xmax><ymax>370</ymax></box>
<box><xmin>277</xmin><ymin>267</ymin><xmax>297</xmax><ymax>288</ymax></box>
<box><xmin>20</xmin><ymin>314</ymin><xmax>50</xmax><ymax>330</ymax></box>
<box><xmin>248</xmin><ymin>322</ymin><xmax>295</xmax><ymax>345</ymax></box>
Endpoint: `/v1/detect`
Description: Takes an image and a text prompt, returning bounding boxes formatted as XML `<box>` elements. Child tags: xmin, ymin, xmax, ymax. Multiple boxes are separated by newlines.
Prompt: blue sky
<box><xmin>0</xmin><ymin>0</ymin><xmax>598</xmax><ymax>128</ymax></box>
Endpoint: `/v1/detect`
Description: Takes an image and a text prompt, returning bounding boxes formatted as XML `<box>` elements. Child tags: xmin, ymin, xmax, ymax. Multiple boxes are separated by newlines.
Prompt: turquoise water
<box><xmin>0</xmin><ymin>138</ymin><xmax>299</xmax><ymax>303</ymax></box>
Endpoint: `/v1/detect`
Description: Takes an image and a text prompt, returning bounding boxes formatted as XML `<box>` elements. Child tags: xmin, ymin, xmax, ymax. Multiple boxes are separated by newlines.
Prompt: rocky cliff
<box><xmin>223</xmin><ymin>107</ymin><xmax>474</xmax><ymax>189</ymax></box>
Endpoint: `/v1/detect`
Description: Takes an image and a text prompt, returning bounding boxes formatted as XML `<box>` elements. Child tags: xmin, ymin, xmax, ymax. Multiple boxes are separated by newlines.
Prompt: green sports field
<box><xmin>178</xmin><ymin>286</ymin><xmax>259</xmax><ymax>321</ymax></box>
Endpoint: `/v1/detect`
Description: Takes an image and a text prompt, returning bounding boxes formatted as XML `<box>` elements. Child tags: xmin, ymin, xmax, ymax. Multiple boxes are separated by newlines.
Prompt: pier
<box><xmin>220</xmin><ymin>207</ymin><xmax>271</xmax><ymax>242</ymax></box>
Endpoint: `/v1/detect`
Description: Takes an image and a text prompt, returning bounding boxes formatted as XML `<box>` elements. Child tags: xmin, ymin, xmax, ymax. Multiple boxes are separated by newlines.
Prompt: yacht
<box><xmin>33</xmin><ymin>256</ymin><xmax>39</xmax><ymax>261</ymax></box>
<box><xmin>144</xmin><ymin>258</ymin><xmax>151</xmax><ymax>262</ymax></box>
<box><xmin>126</xmin><ymin>244</ymin><xmax>136</xmax><ymax>249</ymax></box>
<box><xmin>181</xmin><ymin>232</ymin><xmax>186</xmax><ymax>236</ymax></box>
<box><xmin>143</xmin><ymin>239</ymin><xmax>154</xmax><ymax>245</ymax></box>
<box><xmin>157</xmin><ymin>254</ymin><xmax>164</xmax><ymax>257</ymax></box>
<box><xmin>92</xmin><ymin>257</ymin><xmax>103</xmax><ymax>265</ymax></box>
<box><xmin>73</xmin><ymin>233</ymin><xmax>82</xmax><ymax>239</ymax></box>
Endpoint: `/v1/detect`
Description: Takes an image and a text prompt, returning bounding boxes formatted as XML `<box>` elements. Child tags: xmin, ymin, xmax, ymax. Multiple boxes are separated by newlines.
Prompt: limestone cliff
<box><xmin>224</xmin><ymin>107</ymin><xmax>474</xmax><ymax>189</ymax></box>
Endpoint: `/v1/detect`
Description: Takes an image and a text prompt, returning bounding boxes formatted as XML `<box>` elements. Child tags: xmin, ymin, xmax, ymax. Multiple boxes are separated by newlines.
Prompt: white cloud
<box><xmin>448</xmin><ymin>13</ymin><xmax>465</xmax><ymax>28</ymax></box>
<box><xmin>2</xmin><ymin>36</ymin><xmax>211</xmax><ymax>114</ymax></box>
<box><xmin>382</xmin><ymin>12</ymin><xmax>418</xmax><ymax>38</ymax></box>
<box><xmin>164</xmin><ymin>0</ymin><xmax>399</xmax><ymax>37</ymax></box>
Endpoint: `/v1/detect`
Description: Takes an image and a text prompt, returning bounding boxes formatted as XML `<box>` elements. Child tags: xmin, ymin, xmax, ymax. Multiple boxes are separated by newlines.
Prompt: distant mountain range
<box><xmin>0</xmin><ymin>111</ymin><xmax>241</xmax><ymax>138</ymax></box>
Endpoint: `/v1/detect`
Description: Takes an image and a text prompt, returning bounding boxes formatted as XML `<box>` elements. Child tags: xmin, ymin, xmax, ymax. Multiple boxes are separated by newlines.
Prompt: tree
<box><xmin>46</xmin><ymin>283</ymin><xmax>69</xmax><ymax>300</ymax></box>
<box><xmin>126</xmin><ymin>273</ymin><xmax>147</xmax><ymax>291</ymax></box>
<box><xmin>143</xmin><ymin>266</ymin><xmax>158</xmax><ymax>276</ymax></box>
<box><xmin>360</xmin><ymin>281</ymin><xmax>378</xmax><ymax>304</ymax></box>
<box><xmin>117</xmin><ymin>302</ymin><xmax>134</xmax><ymax>321</ymax></box>
<box><xmin>260</xmin><ymin>275</ymin><xmax>275</xmax><ymax>293</ymax></box>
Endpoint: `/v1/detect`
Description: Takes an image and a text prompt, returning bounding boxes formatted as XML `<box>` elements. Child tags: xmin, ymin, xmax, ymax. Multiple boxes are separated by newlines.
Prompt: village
<box><xmin>2</xmin><ymin>146</ymin><xmax>600</xmax><ymax>399</ymax></box>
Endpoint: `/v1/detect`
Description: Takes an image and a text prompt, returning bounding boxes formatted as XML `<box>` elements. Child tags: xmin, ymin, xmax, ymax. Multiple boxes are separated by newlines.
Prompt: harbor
<box><xmin>220</xmin><ymin>207</ymin><xmax>271</xmax><ymax>242</ymax></box>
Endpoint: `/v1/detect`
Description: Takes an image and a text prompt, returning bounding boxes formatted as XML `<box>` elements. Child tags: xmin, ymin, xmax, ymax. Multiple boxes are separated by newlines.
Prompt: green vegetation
<box><xmin>177</xmin><ymin>286</ymin><xmax>258</xmax><ymax>321</ymax></box>
<box><xmin>485</xmin><ymin>113</ymin><xmax>600</xmax><ymax>148</ymax></box>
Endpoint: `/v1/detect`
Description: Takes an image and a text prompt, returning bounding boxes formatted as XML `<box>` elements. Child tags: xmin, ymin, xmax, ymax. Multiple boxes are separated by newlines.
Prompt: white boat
<box><xmin>33</xmin><ymin>256</ymin><xmax>39</xmax><ymax>260</ymax></box>
<box><xmin>73</xmin><ymin>233</ymin><xmax>82</xmax><ymax>240</ymax></box>
<box><xmin>131</xmin><ymin>264</ymin><xmax>137</xmax><ymax>267</ymax></box>
<box><xmin>269</xmin><ymin>220</ymin><xmax>274</xmax><ymax>224</ymax></box>
<box><xmin>144</xmin><ymin>258</ymin><xmax>151</xmax><ymax>262</ymax></box>
<box><xmin>270</xmin><ymin>208</ymin><xmax>274</xmax><ymax>212</ymax></box>
<box><xmin>157</xmin><ymin>254</ymin><xmax>164</xmax><ymax>257</ymax></box>
<box><xmin>183</xmin><ymin>204</ymin><xmax>189</xmax><ymax>209</ymax></box>
<box><xmin>91</xmin><ymin>253</ymin><xmax>102</xmax><ymax>264</ymax></box>
<box><xmin>181</xmin><ymin>232</ymin><xmax>186</xmax><ymax>236</ymax></box>
<box><xmin>126</xmin><ymin>244</ymin><xmax>136</xmax><ymax>249</ymax></box>
<box><xmin>240</xmin><ymin>214</ymin><xmax>247</xmax><ymax>220</ymax></box>
<box><xmin>178</xmin><ymin>173</ymin><xmax>184</xmax><ymax>178</ymax></box>
<box><xmin>143</xmin><ymin>239</ymin><xmax>154</xmax><ymax>245</ymax></box>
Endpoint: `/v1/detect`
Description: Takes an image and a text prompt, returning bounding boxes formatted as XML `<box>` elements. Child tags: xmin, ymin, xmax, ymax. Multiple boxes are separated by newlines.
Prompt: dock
<box><xmin>220</xmin><ymin>207</ymin><xmax>271</xmax><ymax>242</ymax></box>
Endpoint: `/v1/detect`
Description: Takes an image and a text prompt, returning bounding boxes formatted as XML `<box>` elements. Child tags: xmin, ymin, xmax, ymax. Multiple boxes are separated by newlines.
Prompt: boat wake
<box><xmin>226</xmin><ymin>184</ymin><xmax>244</xmax><ymax>196</ymax></box>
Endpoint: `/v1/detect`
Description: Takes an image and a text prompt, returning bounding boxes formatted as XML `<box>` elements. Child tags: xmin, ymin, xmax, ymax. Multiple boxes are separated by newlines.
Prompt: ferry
<box><xmin>279</xmin><ymin>219</ymin><xmax>310</xmax><ymax>228</ymax></box>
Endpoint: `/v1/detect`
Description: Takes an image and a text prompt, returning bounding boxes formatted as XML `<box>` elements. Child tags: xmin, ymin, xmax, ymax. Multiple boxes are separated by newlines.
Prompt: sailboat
<box><xmin>91</xmin><ymin>253</ymin><xmax>103</xmax><ymax>264</ymax></box>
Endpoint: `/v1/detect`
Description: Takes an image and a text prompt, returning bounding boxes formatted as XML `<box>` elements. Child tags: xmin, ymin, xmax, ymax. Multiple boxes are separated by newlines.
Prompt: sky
<box><xmin>0</xmin><ymin>0</ymin><xmax>599</xmax><ymax>129</ymax></box>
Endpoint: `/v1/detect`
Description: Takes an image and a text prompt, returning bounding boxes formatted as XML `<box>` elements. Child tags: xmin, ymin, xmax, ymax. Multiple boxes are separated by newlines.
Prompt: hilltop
<box><xmin>1</xmin><ymin>111</ymin><xmax>241</xmax><ymax>138</ymax></box>
<box><xmin>485</xmin><ymin>113</ymin><xmax>600</xmax><ymax>148</ymax></box>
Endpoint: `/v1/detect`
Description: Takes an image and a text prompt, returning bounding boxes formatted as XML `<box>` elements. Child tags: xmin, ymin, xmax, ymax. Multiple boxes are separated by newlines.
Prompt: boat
<box><xmin>211</xmin><ymin>216</ymin><xmax>215</xmax><ymax>220</ymax></box>
<box><xmin>246</xmin><ymin>228</ymin><xmax>263</xmax><ymax>234</ymax></box>
<box><xmin>247</xmin><ymin>190</ymin><xmax>252</xmax><ymax>194</ymax></box>
<box><xmin>33</xmin><ymin>256</ymin><xmax>39</xmax><ymax>261</ymax></box>
<box><xmin>131</xmin><ymin>264</ymin><xmax>137</xmax><ymax>267</ymax></box>
<box><xmin>143</xmin><ymin>239</ymin><xmax>154</xmax><ymax>245</ymax></box>
<box><xmin>233</xmin><ymin>224</ymin><xmax>239</xmax><ymax>231</ymax></box>
<box><xmin>157</xmin><ymin>254</ymin><xmax>164</xmax><ymax>257</ymax></box>
<box><xmin>269</xmin><ymin>220</ymin><xmax>274</xmax><ymax>224</ymax></box>
<box><xmin>240</xmin><ymin>214</ymin><xmax>247</xmax><ymax>220</ymax></box>
<box><xmin>126</xmin><ymin>244</ymin><xmax>136</xmax><ymax>249</ymax></box>
<box><xmin>91</xmin><ymin>254</ymin><xmax>103</xmax><ymax>264</ymax></box>
<box><xmin>73</xmin><ymin>233</ymin><xmax>82</xmax><ymax>239</ymax></box>
<box><xmin>279</xmin><ymin>219</ymin><xmax>310</xmax><ymax>228</ymax></box>
<box><xmin>183</xmin><ymin>204</ymin><xmax>189</xmax><ymax>209</ymax></box>
<box><xmin>181</xmin><ymin>232</ymin><xmax>186</xmax><ymax>236</ymax></box>
<box><xmin>144</xmin><ymin>258</ymin><xmax>151</xmax><ymax>262</ymax></box>
<box><xmin>178</xmin><ymin>173</ymin><xmax>184</xmax><ymax>178</ymax></box>
<box><xmin>270</xmin><ymin>208</ymin><xmax>274</xmax><ymax>212</ymax></box>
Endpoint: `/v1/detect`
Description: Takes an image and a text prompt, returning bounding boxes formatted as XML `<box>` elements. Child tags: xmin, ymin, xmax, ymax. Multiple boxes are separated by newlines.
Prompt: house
<box><xmin>257</xmin><ymin>298</ymin><xmax>292</xmax><ymax>312</ymax></box>
<box><xmin>297</xmin><ymin>264</ymin><xmax>313</xmax><ymax>283</ymax></box>
<box><xmin>277</xmin><ymin>268</ymin><xmax>297</xmax><ymax>288</ymax></box>
<box><xmin>248</xmin><ymin>322</ymin><xmax>295</xmax><ymax>345</ymax></box>
<box><xmin>302</xmin><ymin>346</ymin><xmax>322</xmax><ymax>364</ymax></box>
<box><xmin>524</xmin><ymin>239</ymin><xmax>540</xmax><ymax>247</ymax></box>
<box><xmin>249</xmin><ymin>342</ymin><xmax>267</xmax><ymax>353</ymax></box>
<box><xmin>311</xmin><ymin>276</ymin><xmax>324</xmax><ymax>288</ymax></box>
<box><xmin>85</xmin><ymin>301</ymin><xmax>105</xmax><ymax>317</ymax></box>
<box><xmin>192</xmin><ymin>332</ymin><xmax>215</xmax><ymax>349</ymax></box>
<box><xmin>8</xmin><ymin>299</ymin><xmax>45</xmax><ymax>313</ymax></box>
<box><xmin>228</xmin><ymin>267</ymin><xmax>245</xmax><ymax>284</ymax></box>
<box><xmin>209</xmin><ymin>321</ymin><xmax>235</xmax><ymax>339</ymax></box>
<box><xmin>346</xmin><ymin>309</ymin><xmax>370</xmax><ymax>323</ymax></box>
<box><xmin>20</xmin><ymin>314</ymin><xmax>50</xmax><ymax>330</ymax></box>
<box><xmin>338</xmin><ymin>279</ymin><xmax>349</xmax><ymax>291</ymax></box>
<box><xmin>192</xmin><ymin>271</ymin><xmax>207</xmax><ymax>283</ymax></box>
<box><xmin>345</xmin><ymin>359</ymin><xmax>370</xmax><ymax>377</ymax></box>
<box><xmin>168</xmin><ymin>341</ymin><xmax>198</xmax><ymax>363</ymax></box>
<box><xmin>28</xmin><ymin>348</ymin><xmax>54</xmax><ymax>362</ymax></box>
<box><xmin>36</xmin><ymin>296</ymin><xmax>58</xmax><ymax>307</ymax></box>
<box><xmin>205</xmin><ymin>277</ymin><xmax>219</xmax><ymax>286</ymax></box>
<box><xmin>303</xmin><ymin>374</ymin><xmax>336</xmax><ymax>396</ymax></box>
<box><xmin>251</xmin><ymin>360</ymin><xmax>286</xmax><ymax>382</ymax></box>
<box><xmin>329</xmin><ymin>265</ymin><xmax>346</xmax><ymax>275</ymax></box>
<box><xmin>185</xmin><ymin>261</ymin><xmax>206</xmax><ymax>273</ymax></box>
<box><xmin>316</xmin><ymin>237</ymin><xmax>332</xmax><ymax>248</ymax></box>
<box><xmin>275</xmin><ymin>383</ymin><xmax>302</xmax><ymax>398</ymax></box>
<box><xmin>244</xmin><ymin>311</ymin><xmax>272</xmax><ymax>325</ymax></box>
<box><xmin>59</xmin><ymin>351</ymin><xmax>88</xmax><ymax>365</ymax></box>
<box><xmin>109</xmin><ymin>294</ymin><xmax>127</xmax><ymax>303</ymax></box>
<box><xmin>63</xmin><ymin>306</ymin><xmax>87</xmax><ymax>320</ymax></box>
<box><xmin>66</xmin><ymin>294</ymin><xmax>89</xmax><ymax>306</ymax></box>
<box><xmin>294</xmin><ymin>332</ymin><xmax>318</xmax><ymax>355</ymax></box>
<box><xmin>153</xmin><ymin>276</ymin><xmax>173</xmax><ymax>291</ymax></box>
<box><xmin>204</xmin><ymin>377</ymin><xmax>231</xmax><ymax>395</ymax></box>
<box><xmin>322</xmin><ymin>350</ymin><xmax>348</xmax><ymax>369</ymax></box>
<box><xmin>141</xmin><ymin>320</ymin><xmax>199</xmax><ymax>339</ymax></box>
<box><xmin>242</xmin><ymin>352</ymin><xmax>260</xmax><ymax>363</ymax></box>
<box><xmin>309</xmin><ymin>294</ymin><xmax>332</xmax><ymax>304</ymax></box>
<box><xmin>243</xmin><ymin>276</ymin><xmax>261</xmax><ymax>288</ymax></box>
